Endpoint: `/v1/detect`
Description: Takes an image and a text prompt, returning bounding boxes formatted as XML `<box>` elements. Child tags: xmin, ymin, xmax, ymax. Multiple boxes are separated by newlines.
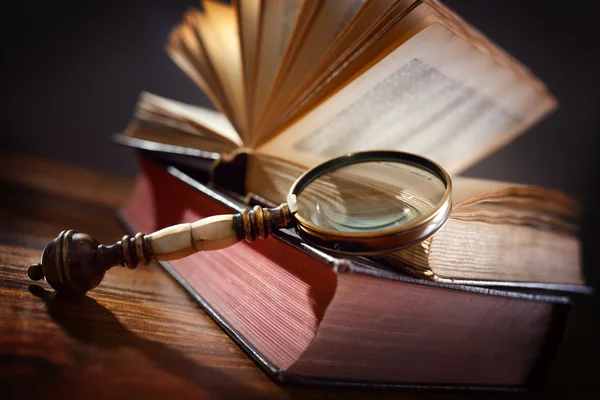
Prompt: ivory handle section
<box><xmin>148</xmin><ymin>215</ymin><xmax>238</xmax><ymax>261</ymax></box>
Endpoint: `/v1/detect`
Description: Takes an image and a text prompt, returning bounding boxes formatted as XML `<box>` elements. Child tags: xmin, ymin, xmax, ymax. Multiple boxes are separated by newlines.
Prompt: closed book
<box><xmin>119</xmin><ymin>153</ymin><xmax>571</xmax><ymax>390</ymax></box>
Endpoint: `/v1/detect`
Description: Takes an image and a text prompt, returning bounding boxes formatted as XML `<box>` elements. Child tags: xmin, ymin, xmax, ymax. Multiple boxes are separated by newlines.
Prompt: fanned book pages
<box><xmin>118</xmin><ymin>0</ymin><xmax>584</xmax><ymax>288</ymax></box>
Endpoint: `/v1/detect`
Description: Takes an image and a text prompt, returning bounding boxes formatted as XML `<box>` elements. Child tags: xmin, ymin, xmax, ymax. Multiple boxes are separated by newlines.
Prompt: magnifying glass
<box><xmin>28</xmin><ymin>150</ymin><xmax>452</xmax><ymax>296</ymax></box>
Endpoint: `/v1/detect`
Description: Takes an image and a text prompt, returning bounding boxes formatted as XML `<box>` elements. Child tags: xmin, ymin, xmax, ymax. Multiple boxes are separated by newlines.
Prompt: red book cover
<box><xmin>119</xmin><ymin>154</ymin><xmax>570</xmax><ymax>390</ymax></box>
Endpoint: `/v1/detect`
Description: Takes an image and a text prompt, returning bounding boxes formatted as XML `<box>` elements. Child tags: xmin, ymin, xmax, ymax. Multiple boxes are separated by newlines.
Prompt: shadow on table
<box><xmin>28</xmin><ymin>284</ymin><xmax>265</xmax><ymax>400</ymax></box>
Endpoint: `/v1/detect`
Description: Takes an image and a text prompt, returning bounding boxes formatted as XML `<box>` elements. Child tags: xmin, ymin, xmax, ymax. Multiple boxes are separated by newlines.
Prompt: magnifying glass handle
<box><xmin>28</xmin><ymin>204</ymin><xmax>292</xmax><ymax>296</ymax></box>
<box><xmin>150</xmin><ymin>204</ymin><xmax>292</xmax><ymax>259</ymax></box>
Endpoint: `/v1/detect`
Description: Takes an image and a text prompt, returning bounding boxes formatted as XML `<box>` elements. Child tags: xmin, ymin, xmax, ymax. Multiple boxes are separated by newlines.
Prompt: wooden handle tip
<box><xmin>28</xmin><ymin>263</ymin><xmax>44</xmax><ymax>281</ymax></box>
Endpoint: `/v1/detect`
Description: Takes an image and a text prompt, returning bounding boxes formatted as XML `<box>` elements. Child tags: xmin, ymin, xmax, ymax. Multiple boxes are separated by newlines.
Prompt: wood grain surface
<box><xmin>1</xmin><ymin>153</ymin><xmax>598</xmax><ymax>399</ymax></box>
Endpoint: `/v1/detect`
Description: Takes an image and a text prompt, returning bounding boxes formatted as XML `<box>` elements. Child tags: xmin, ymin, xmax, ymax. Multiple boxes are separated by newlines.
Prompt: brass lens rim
<box><xmin>288</xmin><ymin>150</ymin><xmax>452</xmax><ymax>255</ymax></box>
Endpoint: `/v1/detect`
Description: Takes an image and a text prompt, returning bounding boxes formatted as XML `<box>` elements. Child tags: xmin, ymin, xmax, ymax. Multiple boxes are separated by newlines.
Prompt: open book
<box><xmin>119</xmin><ymin>0</ymin><xmax>584</xmax><ymax>287</ymax></box>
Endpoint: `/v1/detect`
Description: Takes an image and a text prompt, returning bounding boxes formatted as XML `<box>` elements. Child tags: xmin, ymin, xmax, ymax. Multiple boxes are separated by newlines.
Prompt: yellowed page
<box><xmin>246</xmin><ymin>154</ymin><xmax>303</xmax><ymax>205</ymax></box>
<box><xmin>307</xmin><ymin>0</ymin><xmax>402</xmax><ymax>80</ymax></box>
<box><xmin>251</xmin><ymin>0</ymin><xmax>303</xmax><ymax>133</ymax></box>
<box><xmin>275</xmin><ymin>0</ymin><xmax>404</xmax><ymax>121</ymax></box>
<box><xmin>430</xmin><ymin>219</ymin><xmax>583</xmax><ymax>284</ymax></box>
<box><xmin>427</xmin><ymin>0</ymin><xmax>545</xmax><ymax>92</ymax></box>
<box><xmin>138</xmin><ymin>92</ymin><xmax>242</xmax><ymax>147</ymax></box>
<box><xmin>259</xmin><ymin>2</ymin><xmax>438</xmax><ymax>143</ymax></box>
<box><xmin>449</xmin><ymin>204</ymin><xmax>577</xmax><ymax>234</ymax></box>
<box><xmin>390</xmin><ymin>219</ymin><xmax>583</xmax><ymax>285</ymax></box>
<box><xmin>167</xmin><ymin>22</ymin><xmax>234</xmax><ymax>124</ymax></box>
<box><xmin>236</xmin><ymin>0</ymin><xmax>261</xmax><ymax>127</ymax></box>
<box><xmin>257</xmin><ymin>21</ymin><xmax>555</xmax><ymax>175</ymax></box>
<box><xmin>450</xmin><ymin>177</ymin><xmax>573</xmax><ymax>207</ymax></box>
<box><xmin>122</xmin><ymin>119</ymin><xmax>237</xmax><ymax>155</ymax></box>
<box><xmin>449</xmin><ymin>177</ymin><xmax>579</xmax><ymax>220</ymax></box>
<box><xmin>255</xmin><ymin>0</ymin><xmax>368</xmax><ymax>145</ymax></box>
<box><xmin>193</xmin><ymin>1</ymin><xmax>247</xmax><ymax>139</ymax></box>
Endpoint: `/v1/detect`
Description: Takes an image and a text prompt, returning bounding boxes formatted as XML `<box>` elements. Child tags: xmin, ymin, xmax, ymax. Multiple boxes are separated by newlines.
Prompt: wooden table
<box><xmin>1</xmin><ymin>154</ymin><xmax>599</xmax><ymax>399</ymax></box>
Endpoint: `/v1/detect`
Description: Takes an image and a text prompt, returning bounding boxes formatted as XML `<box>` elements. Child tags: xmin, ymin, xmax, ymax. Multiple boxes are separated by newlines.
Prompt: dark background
<box><xmin>1</xmin><ymin>0</ymin><xmax>599</xmax><ymax>196</ymax></box>
<box><xmin>1</xmin><ymin>0</ymin><xmax>600</xmax><ymax>394</ymax></box>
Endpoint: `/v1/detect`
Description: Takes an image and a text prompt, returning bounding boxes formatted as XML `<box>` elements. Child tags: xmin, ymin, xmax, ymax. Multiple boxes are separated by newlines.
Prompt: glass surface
<box><xmin>295</xmin><ymin>161</ymin><xmax>446</xmax><ymax>233</ymax></box>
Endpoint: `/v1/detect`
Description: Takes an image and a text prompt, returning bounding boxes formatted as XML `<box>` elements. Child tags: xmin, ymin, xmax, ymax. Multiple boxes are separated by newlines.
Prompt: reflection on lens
<box><xmin>312</xmin><ymin>195</ymin><xmax>421</xmax><ymax>232</ymax></box>
<box><xmin>296</xmin><ymin>161</ymin><xmax>446</xmax><ymax>234</ymax></box>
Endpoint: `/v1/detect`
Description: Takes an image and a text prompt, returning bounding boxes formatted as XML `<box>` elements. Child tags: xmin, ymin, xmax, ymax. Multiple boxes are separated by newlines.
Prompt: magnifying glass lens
<box><xmin>296</xmin><ymin>161</ymin><xmax>447</xmax><ymax>234</ymax></box>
